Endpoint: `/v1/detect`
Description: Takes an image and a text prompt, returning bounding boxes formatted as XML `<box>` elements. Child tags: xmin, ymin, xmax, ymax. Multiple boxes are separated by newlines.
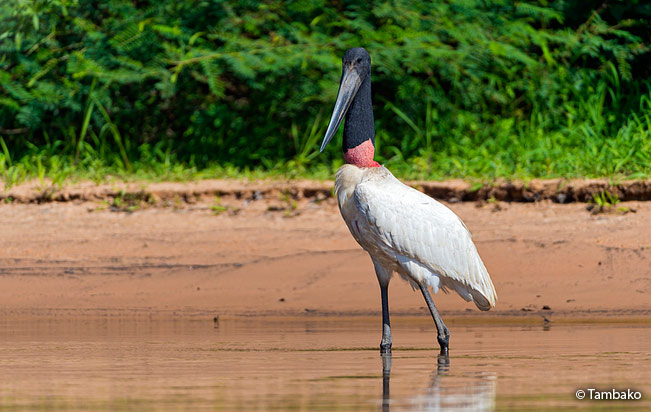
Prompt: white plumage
<box><xmin>335</xmin><ymin>164</ymin><xmax>497</xmax><ymax>310</ymax></box>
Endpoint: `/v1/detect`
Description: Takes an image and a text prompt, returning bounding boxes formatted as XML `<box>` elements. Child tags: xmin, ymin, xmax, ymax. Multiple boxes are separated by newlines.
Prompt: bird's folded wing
<box><xmin>353</xmin><ymin>179</ymin><xmax>497</xmax><ymax>308</ymax></box>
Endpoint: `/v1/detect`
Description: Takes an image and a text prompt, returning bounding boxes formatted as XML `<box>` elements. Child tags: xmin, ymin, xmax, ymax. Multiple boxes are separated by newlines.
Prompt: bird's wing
<box><xmin>353</xmin><ymin>176</ymin><xmax>497</xmax><ymax>309</ymax></box>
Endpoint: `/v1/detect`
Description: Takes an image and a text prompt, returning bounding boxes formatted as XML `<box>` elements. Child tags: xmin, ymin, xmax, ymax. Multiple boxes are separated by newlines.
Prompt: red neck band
<box><xmin>344</xmin><ymin>139</ymin><xmax>380</xmax><ymax>168</ymax></box>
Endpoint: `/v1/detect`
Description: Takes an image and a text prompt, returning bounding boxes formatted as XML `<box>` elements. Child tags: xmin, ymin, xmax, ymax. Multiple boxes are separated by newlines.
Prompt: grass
<box><xmin>1</xmin><ymin>82</ymin><xmax>650</xmax><ymax>188</ymax></box>
<box><xmin>210</xmin><ymin>195</ymin><xmax>240</xmax><ymax>215</ymax></box>
<box><xmin>587</xmin><ymin>190</ymin><xmax>636</xmax><ymax>214</ymax></box>
<box><xmin>2</xmin><ymin>128</ymin><xmax>649</xmax><ymax>189</ymax></box>
<box><xmin>104</xmin><ymin>190</ymin><xmax>155</xmax><ymax>212</ymax></box>
<box><xmin>378</xmin><ymin>79</ymin><xmax>651</xmax><ymax>181</ymax></box>
<box><xmin>591</xmin><ymin>191</ymin><xmax>621</xmax><ymax>212</ymax></box>
<box><xmin>1</xmin><ymin>128</ymin><xmax>649</xmax><ymax>190</ymax></box>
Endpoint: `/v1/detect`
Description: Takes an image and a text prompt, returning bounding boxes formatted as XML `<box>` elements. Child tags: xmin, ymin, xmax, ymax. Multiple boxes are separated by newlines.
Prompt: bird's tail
<box><xmin>469</xmin><ymin>262</ymin><xmax>497</xmax><ymax>311</ymax></box>
<box><xmin>470</xmin><ymin>289</ymin><xmax>494</xmax><ymax>311</ymax></box>
<box><xmin>444</xmin><ymin>277</ymin><xmax>496</xmax><ymax>311</ymax></box>
<box><xmin>459</xmin><ymin>256</ymin><xmax>497</xmax><ymax>311</ymax></box>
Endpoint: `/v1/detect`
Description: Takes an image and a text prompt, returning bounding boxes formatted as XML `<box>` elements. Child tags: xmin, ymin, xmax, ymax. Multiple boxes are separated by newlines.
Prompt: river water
<box><xmin>1</xmin><ymin>318</ymin><xmax>649</xmax><ymax>411</ymax></box>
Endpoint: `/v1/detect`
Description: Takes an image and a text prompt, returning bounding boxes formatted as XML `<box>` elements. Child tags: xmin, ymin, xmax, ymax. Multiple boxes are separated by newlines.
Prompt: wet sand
<box><xmin>0</xmin><ymin>194</ymin><xmax>650</xmax><ymax>319</ymax></box>
<box><xmin>1</xmin><ymin>318</ymin><xmax>649</xmax><ymax>411</ymax></box>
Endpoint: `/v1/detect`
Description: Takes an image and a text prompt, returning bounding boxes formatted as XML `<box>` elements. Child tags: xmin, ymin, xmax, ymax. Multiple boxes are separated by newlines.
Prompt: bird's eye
<box><xmin>356</xmin><ymin>58</ymin><xmax>362</xmax><ymax>64</ymax></box>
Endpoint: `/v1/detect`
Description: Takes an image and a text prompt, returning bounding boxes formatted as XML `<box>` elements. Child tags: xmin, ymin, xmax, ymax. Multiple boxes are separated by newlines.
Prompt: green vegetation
<box><xmin>211</xmin><ymin>194</ymin><xmax>234</xmax><ymax>215</ymax></box>
<box><xmin>1</xmin><ymin>0</ymin><xmax>650</xmax><ymax>187</ymax></box>
<box><xmin>588</xmin><ymin>189</ymin><xmax>634</xmax><ymax>214</ymax></box>
<box><xmin>105</xmin><ymin>189</ymin><xmax>154</xmax><ymax>212</ymax></box>
<box><xmin>588</xmin><ymin>190</ymin><xmax>620</xmax><ymax>213</ymax></box>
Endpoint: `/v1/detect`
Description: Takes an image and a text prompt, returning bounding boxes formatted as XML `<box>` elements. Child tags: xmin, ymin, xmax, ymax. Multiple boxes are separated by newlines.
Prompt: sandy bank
<box><xmin>1</xmin><ymin>181</ymin><xmax>650</xmax><ymax>321</ymax></box>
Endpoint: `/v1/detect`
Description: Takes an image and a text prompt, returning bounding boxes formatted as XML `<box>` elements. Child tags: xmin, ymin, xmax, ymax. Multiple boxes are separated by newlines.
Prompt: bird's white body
<box><xmin>335</xmin><ymin>164</ymin><xmax>497</xmax><ymax>310</ymax></box>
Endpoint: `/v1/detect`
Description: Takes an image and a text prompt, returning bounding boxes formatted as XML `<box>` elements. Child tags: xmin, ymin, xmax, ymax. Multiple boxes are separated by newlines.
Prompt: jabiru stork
<box><xmin>320</xmin><ymin>48</ymin><xmax>497</xmax><ymax>355</ymax></box>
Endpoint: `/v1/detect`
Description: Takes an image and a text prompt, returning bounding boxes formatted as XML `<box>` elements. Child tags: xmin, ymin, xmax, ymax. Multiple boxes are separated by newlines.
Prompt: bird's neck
<box><xmin>343</xmin><ymin>74</ymin><xmax>379</xmax><ymax>168</ymax></box>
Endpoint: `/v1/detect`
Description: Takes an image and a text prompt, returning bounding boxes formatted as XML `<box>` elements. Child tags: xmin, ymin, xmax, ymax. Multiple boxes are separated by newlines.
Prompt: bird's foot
<box><xmin>380</xmin><ymin>342</ymin><xmax>392</xmax><ymax>354</ymax></box>
<box><xmin>437</xmin><ymin>335</ymin><xmax>449</xmax><ymax>356</ymax></box>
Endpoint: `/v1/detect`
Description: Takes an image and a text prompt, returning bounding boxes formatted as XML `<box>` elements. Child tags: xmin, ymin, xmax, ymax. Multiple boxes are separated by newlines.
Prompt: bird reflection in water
<box><xmin>382</xmin><ymin>353</ymin><xmax>392</xmax><ymax>412</ymax></box>
<box><xmin>381</xmin><ymin>354</ymin><xmax>496</xmax><ymax>411</ymax></box>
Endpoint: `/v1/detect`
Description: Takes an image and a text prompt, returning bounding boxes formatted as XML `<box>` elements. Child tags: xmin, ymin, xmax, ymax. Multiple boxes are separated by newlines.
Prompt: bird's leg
<box><xmin>373</xmin><ymin>260</ymin><xmax>392</xmax><ymax>353</ymax></box>
<box><xmin>380</xmin><ymin>282</ymin><xmax>392</xmax><ymax>353</ymax></box>
<box><xmin>419</xmin><ymin>284</ymin><xmax>450</xmax><ymax>355</ymax></box>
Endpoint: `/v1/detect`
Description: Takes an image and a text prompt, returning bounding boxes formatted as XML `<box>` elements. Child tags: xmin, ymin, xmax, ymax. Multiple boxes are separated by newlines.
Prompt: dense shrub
<box><xmin>0</xmin><ymin>0</ymin><xmax>649</xmax><ymax>182</ymax></box>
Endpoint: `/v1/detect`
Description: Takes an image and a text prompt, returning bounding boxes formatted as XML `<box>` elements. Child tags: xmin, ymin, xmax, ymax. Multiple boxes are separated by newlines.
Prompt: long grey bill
<box><xmin>319</xmin><ymin>68</ymin><xmax>362</xmax><ymax>152</ymax></box>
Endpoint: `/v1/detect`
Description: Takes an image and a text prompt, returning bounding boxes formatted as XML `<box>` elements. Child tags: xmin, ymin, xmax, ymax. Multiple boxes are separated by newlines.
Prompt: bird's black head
<box><xmin>342</xmin><ymin>47</ymin><xmax>371</xmax><ymax>81</ymax></box>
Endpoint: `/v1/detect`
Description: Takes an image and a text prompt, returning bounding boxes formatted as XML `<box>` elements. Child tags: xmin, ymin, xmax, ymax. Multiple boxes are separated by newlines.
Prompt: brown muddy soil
<box><xmin>1</xmin><ymin>179</ymin><xmax>650</xmax><ymax>320</ymax></box>
<box><xmin>2</xmin><ymin>177</ymin><xmax>651</xmax><ymax>205</ymax></box>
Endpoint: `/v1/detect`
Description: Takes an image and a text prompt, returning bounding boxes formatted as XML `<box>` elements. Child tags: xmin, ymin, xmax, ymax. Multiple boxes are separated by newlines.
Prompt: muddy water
<box><xmin>0</xmin><ymin>318</ymin><xmax>649</xmax><ymax>411</ymax></box>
